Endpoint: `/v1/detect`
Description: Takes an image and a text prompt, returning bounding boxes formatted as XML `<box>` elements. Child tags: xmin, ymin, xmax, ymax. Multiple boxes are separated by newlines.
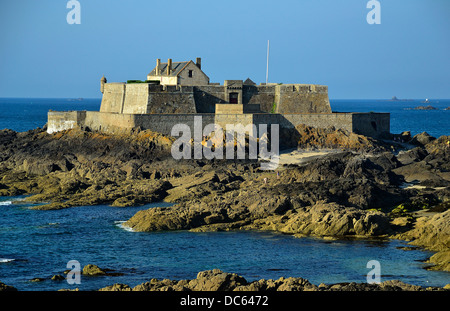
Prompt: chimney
<box><xmin>196</xmin><ymin>57</ymin><xmax>201</xmax><ymax>70</ymax></box>
<box><xmin>156</xmin><ymin>59</ymin><xmax>161</xmax><ymax>75</ymax></box>
<box><xmin>167</xmin><ymin>58</ymin><xmax>172</xmax><ymax>75</ymax></box>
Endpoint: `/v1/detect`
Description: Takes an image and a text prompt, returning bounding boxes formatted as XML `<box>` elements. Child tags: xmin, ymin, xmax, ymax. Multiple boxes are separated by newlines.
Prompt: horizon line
<box><xmin>1</xmin><ymin>96</ymin><xmax>450</xmax><ymax>101</ymax></box>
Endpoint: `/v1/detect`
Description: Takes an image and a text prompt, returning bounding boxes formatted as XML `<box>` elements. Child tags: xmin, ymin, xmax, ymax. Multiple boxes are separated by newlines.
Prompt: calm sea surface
<box><xmin>331</xmin><ymin>99</ymin><xmax>450</xmax><ymax>138</ymax></box>
<box><xmin>1</xmin><ymin>198</ymin><xmax>449</xmax><ymax>291</ymax></box>
<box><xmin>0</xmin><ymin>98</ymin><xmax>449</xmax><ymax>290</ymax></box>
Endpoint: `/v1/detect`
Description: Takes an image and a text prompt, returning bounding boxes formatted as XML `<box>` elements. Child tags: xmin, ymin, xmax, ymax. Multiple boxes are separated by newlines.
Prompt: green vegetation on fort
<box><xmin>270</xmin><ymin>102</ymin><xmax>277</xmax><ymax>113</ymax></box>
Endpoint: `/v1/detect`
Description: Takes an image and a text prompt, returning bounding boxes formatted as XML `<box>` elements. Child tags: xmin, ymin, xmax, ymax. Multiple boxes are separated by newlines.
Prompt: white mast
<box><xmin>266</xmin><ymin>40</ymin><xmax>270</xmax><ymax>84</ymax></box>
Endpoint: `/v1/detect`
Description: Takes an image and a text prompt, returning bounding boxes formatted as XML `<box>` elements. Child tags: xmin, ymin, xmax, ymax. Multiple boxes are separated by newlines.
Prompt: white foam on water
<box><xmin>115</xmin><ymin>220</ymin><xmax>135</xmax><ymax>232</ymax></box>
<box><xmin>0</xmin><ymin>201</ymin><xmax>12</xmax><ymax>206</ymax></box>
<box><xmin>0</xmin><ymin>258</ymin><xmax>15</xmax><ymax>263</ymax></box>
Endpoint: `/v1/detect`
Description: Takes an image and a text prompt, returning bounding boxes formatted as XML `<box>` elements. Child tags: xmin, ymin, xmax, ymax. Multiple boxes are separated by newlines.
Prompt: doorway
<box><xmin>229</xmin><ymin>92</ymin><xmax>238</xmax><ymax>104</ymax></box>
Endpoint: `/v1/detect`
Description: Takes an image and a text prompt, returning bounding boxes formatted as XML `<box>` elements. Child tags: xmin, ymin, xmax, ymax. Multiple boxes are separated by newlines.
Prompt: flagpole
<box><xmin>266</xmin><ymin>40</ymin><xmax>269</xmax><ymax>84</ymax></box>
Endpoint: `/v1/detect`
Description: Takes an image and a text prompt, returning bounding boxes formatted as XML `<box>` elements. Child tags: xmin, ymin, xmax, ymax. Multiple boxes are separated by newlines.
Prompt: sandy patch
<box><xmin>277</xmin><ymin>149</ymin><xmax>343</xmax><ymax>167</ymax></box>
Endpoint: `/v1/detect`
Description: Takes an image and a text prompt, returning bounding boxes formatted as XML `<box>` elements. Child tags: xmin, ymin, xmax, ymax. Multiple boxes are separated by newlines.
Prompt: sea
<box><xmin>0</xmin><ymin>98</ymin><xmax>449</xmax><ymax>291</ymax></box>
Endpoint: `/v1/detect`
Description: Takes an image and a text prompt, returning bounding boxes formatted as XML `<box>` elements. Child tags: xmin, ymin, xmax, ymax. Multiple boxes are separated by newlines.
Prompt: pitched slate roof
<box><xmin>244</xmin><ymin>78</ymin><xmax>256</xmax><ymax>85</ymax></box>
<box><xmin>148</xmin><ymin>61</ymin><xmax>190</xmax><ymax>77</ymax></box>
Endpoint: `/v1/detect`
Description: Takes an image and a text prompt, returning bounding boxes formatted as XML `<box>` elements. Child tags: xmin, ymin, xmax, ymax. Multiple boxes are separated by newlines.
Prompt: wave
<box><xmin>0</xmin><ymin>258</ymin><xmax>15</xmax><ymax>263</ymax></box>
<box><xmin>115</xmin><ymin>220</ymin><xmax>135</xmax><ymax>232</ymax></box>
<box><xmin>0</xmin><ymin>201</ymin><xmax>12</xmax><ymax>206</ymax></box>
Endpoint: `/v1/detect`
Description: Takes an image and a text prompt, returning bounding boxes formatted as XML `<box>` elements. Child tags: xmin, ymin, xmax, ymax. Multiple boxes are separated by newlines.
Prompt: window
<box><xmin>188</xmin><ymin>70</ymin><xmax>193</xmax><ymax>78</ymax></box>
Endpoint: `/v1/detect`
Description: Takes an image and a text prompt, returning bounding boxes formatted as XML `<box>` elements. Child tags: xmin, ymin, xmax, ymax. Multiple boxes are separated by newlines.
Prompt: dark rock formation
<box><xmin>98</xmin><ymin>269</ymin><xmax>447</xmax><ymax>291</ymax></box>
<box><xmin>0</xmin><ymin>281</ymin><xmax>17</xmax><ymax>291</ymax></box>
<box><xmin>409</xmin><ymin>132</ymin><xmax>436</xmax><ymax>146</ymax></box>
<box><xmin>393</xmin><ymin>210</ymin><xmax>450</xmax><ymax>271</ymax></box>
<box><xmin>413</xmin><ymin>105</ymin><xmax>438</xmax><ymax>110</ymax></box>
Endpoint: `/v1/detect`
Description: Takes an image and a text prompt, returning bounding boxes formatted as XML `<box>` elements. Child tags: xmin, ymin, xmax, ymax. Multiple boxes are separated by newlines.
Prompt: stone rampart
<box><xmin>147</xmin><ymin>86</ymin><xmax>196</xmax><ymax>114</ymax></box>
<box><xmin>99</xmin><ymin>82</ymin><xmax>333</xmax><ymax>115</ymax></box>
<box><xmin>134</xmin><ymin>113</ymin><xmax>215</xmax><ymax>136</ymax></box>
<box><xmin>193</xmin><ymin>85</ymin><xmax>227</xmax><ymax>113</ymax></box>
<box><xmin>122</xmin><ymin>84</ymin><xmax>149</xmax><ymax>114</ymax></box>
<box><xmin>48</xmin><ymin>110</ymin><xmax>389</xmax><ymax>139</ymax></box>
<box><xmin>83</xmin><ymin>111</ymin><xmax>135</xmax><ymax>134</ymax></box>
<box><xmin>274</xmin><ymin>84</ymin><xmax>331</xmax><ymax>114</ymax></box>
<box><xmin>101</xmin><ymin>83</ymin><xmax>198</xmax><ymax>114</ymax></box>
<box><xmin>47</xmin><ymin>111</ymin><xmax>86</xmax><ymax>134</ymax></box>
<box><xmin>100</xmin><ymin>83</ymin><xmax>126</xmax><ymax>113</ymax></box>
<box><xmin>243</xmin><ymin>85</ymin><xmax>276</xmax><ymax>112</ymax></box>
<box><xmin>351</xmin><ymin>113</ymin><xmax>390</xmax><ymax>137</ymax></box>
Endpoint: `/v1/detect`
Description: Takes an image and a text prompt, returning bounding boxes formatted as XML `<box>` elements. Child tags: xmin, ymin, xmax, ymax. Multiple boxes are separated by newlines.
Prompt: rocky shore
<box><xmin>2</xmin><ymin>268</ymin><xmax>447</xmax><ymax>292</ymax></box>
<box><xmin>97</xmin><ymin>269</ymin><xmax>447</xmax><ymax>292</ymax></box>
<box><xmin>0</xmin><ymin>125</ymin><xmax>449</xmax><ymax>290</ymax></box>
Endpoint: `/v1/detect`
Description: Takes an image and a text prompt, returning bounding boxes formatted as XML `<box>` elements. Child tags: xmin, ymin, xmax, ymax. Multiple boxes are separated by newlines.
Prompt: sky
<box><xmin>0</xmin><ymin>0</ymin><xmax>449</xmax><ymax>99</ymax></box>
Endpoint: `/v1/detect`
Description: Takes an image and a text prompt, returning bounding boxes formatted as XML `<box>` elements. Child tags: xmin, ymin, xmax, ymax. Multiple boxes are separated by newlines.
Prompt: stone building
<box><xmin>146</xmin><ymin>58</ymin><xmax>209</xmax><ymax>86</ymax></box>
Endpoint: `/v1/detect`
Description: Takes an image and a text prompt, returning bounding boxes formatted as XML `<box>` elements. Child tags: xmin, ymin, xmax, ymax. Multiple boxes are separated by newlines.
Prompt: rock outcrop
<box><xmin>409</xmin><ymin>132</ymin><xmax>436</xmax><ymax>146</ymax></box>
<box><xmin>0</xmin><ymin>128</ymin><xmax>176</xmax><ymax>209</ymax></box>
<box><xmin>82</xmin><ymin>264</ymin><xmax>107</xmax><ymax>276</ymax></box>
<box><xmin>393</xmin><ymin>210</ymin><xmax>450</xmax><ymax>271</ymax></box>
<box><xmin>412</xmin><ymin>106</ymin><xmax>438</xmax><ymax>111</ymax></box>
<box><xmin>251</xmin><ymin>201</ymin><xmax>392</xmax><ymax>237</ymax></box>
<box><xmin>82</xmin><ymin>264</ymin><xmax>123</xmax><ymax>277</ymax></box>
<box><xmin>393</xmin><ymin>135</ymin><xmax>450</xmax><ymax>186</ymax></box>
<box><xmin>97</xmin><ymin>269</ymin><xmax>446</xmax><ymax>291</ymax></box>
<box><xmin>290</xmin><ymin>125</ymin><xmax>389</xmax><ymax>153</ymax></box>
<box><xmin>0</xmin><ymin>281</ymin><xmax>17</xmax><ymax>292</ymax></box>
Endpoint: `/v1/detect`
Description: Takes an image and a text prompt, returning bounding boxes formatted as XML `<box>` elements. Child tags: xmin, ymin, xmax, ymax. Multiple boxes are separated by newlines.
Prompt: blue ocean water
<box><xmin>0</xmin><ymin>98</ymin><xmax>449</xmax><ymax>290</ymax></box>
<box><xmin>0</xmin><ymin>98</ymin><xmax>100</xmax><ymax>133</ymax></box>
<box><xmin>0</xmin><ymin>197</ymin><xmax>448</xmax><ymax>291</ymax></box>
<box><xmin>330</xmin><ymin>99</ymin><xmax>450</xmax><ymax>138</ymax></box>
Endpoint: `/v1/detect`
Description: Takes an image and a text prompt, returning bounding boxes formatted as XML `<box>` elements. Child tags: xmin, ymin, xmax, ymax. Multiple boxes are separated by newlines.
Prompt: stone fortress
<box><xmin>47</xmin><ymin>57</ymin><xmax>390</xmax><ymax>141</ymax></box>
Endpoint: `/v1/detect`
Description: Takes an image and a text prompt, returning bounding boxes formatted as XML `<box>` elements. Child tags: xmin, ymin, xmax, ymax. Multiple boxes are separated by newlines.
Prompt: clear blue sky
<box><xmin>0</xmin><ymin>0</ymin><xmax>449</xmax><ymax>99</ymax></box>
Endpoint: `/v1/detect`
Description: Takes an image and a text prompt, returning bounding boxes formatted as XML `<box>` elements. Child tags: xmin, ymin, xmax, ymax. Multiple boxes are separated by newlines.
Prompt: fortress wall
<box><xmin>48</xmin><ymin>110</ymin><xmax>389</xmax><ymax>139</ymax></box>
<box><xmin>216</xmin><ymin>104</ymin><xmax>262</xmax><ymax>114</ymax></box>
<box><xmin>275</xmin><ymin>85</ymin><xmax>332</xmax><ymax>114</ymax></box>
<box><xmin>112</xmin><ymin>83</ymin><xmax>332</xmax><ymax>115</ymax></box>
<box><xmin>244</xmin><ymin>104</ymin><xmax>263</xmax><ymax>113</ymax></box>
<box><xmin>47</xmin><ymin>111</ymin><xmax>86</xmax><ymax>134</ymax></box>
<box><xmin>100</xmin><ymin>83</ymin><xmax>126</xmax><ymax>113</ymax></box>
<box><xmin>83</xmin><ymin>111</ymin><xmax>135</xmax><ymax>134</ymax></box>
<box><xmin>214</xmin><ymin>114</ymin><xmax>255</xmax><ymax>136</ymax></box>
<box><xmin>122</xmin><ymin>84</ymin><xmax>149</xmax><ymax>114</ymax></box>
<box><xmin>194</xmin><ymin>86</ymin><xmax>227</xmax><ymax>113</ymax></box>
<box><xmin>147</xmin><ymin>86</ymin><xmax>196</xmax><ymax>114</ymax></box>
<box><xmin>216</xmin><ymin>104</ymin><xmax>244</xmax><ymax>114</ymax></box>
<box><xmin>243</xmin><ymin>85</ymin><xmax>276</xmax><ymax>112</ymax></box>
<box><xmin>252</xmin><ymin>113</ymin><xmax>353</xmax><ymax>133</ymax></box>
<box><xmin>253</xmin><ymin>112</ymin><xmax>389</xmax><ymax>137</ymax></box>
<box><xmin>134</xmin><ymin>113</ymin><xmax>215</xmax><ymax>136</ymax></box>
<box><xmin>279</xmin><ymin>113</ymin><xmax>354</xmax><ymax>132</ymax></box>
<box><xmin>351</xmin><ymin>113</ymin><xmax>390</xmax><ymax>137</ymax></box>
